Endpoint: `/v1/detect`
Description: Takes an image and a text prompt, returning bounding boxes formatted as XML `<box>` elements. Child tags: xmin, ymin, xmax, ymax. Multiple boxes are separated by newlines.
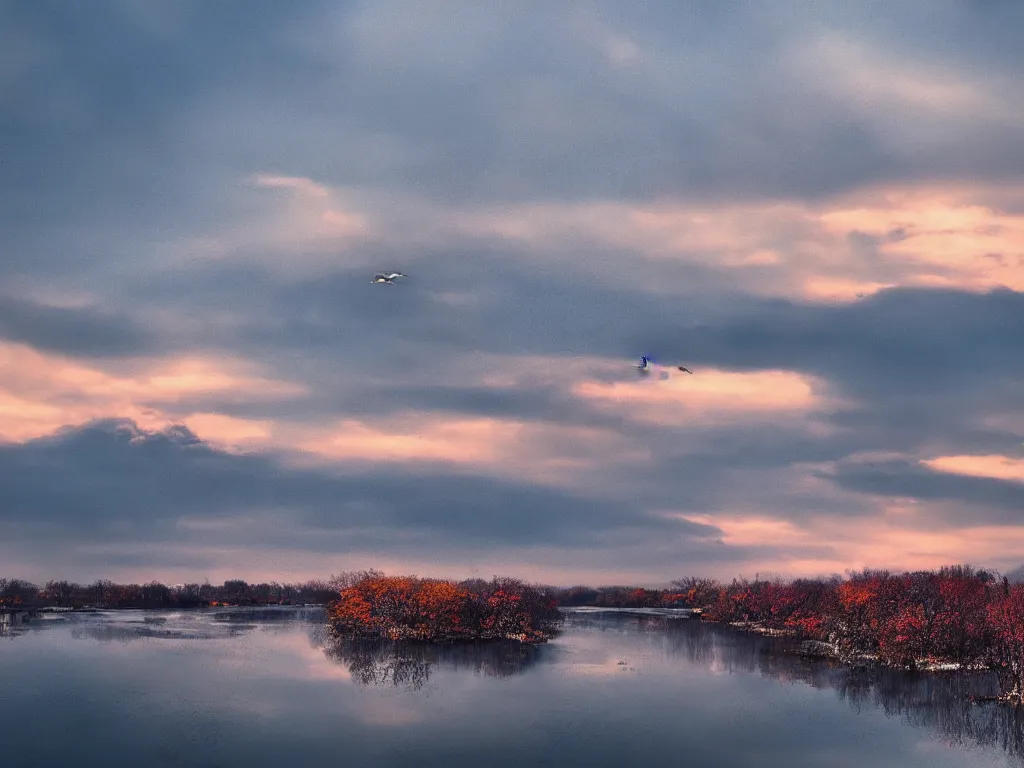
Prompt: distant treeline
<box><xmin>549</xmin><ymin>578</ymin><xmax>720</xmax><ymax>609</ymax></box>
<box><xmin>0</xmin><ymin>573</ymin><xmax>701</xmax><ymax>613</ymax></box>
<box><xmin>0</xmin><ymin>576</ymin><xmax>339</xmax><ymax>609</ymax></box>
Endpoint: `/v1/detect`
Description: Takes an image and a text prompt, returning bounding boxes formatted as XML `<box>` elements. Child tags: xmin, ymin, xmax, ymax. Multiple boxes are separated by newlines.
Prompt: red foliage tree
<box><xmin>669</xmin><ymin>577</ymin><xmax>721</xmax><ymax>609</ymax></box>
<box><xmin>931</xmin><ymin>566</ymin><xmax>994</xmax><ymax>665</ymax></box>
<box><xmin>986</xmin><ymin>584</ymin><xmax>1024</xmax><ymax>702</ymax></box>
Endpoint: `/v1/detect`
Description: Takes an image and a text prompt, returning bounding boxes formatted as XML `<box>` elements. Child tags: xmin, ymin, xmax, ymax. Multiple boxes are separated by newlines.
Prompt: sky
<box><xmin>2</xmin><ymin>0</ymin><xmax>1024</xmax><ymax>587</ymax></box>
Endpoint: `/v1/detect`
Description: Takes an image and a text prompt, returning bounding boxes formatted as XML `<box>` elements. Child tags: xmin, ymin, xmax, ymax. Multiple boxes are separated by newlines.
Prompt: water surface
<box><xmin>1</xmin><ymin>607</ymin><xmax>1021</xmax><ymax>767</ymax></box>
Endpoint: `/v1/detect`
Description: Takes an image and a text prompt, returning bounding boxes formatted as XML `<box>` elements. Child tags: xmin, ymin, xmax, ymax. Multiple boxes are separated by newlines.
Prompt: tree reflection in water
<box><xmin>653</xmin><ymin>617</ymin><xmax>1024</xmax><ymax>761</ymax></box>
<box><xmin>319</xmin><ymin>636</ymin><xmax>549</xmax><ymax>691</ymax></box>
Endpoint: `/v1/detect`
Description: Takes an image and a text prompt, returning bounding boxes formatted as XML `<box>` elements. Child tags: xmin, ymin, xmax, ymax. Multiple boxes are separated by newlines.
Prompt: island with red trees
<box><xmin>327</xmin><ymin>573</ymin><xmax>563</xmax><ymax>643</ymax></box>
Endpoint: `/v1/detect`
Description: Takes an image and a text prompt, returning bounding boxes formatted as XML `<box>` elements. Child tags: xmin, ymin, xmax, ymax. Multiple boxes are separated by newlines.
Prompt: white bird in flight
<box><xmin>371</xmin><ymin>271</ymin><xmax>407</xmax><ymax>285</ymax></box>
<box><xmin>636</xmin><ymin>356</ymin><xmax>652</xmax><ymax>375</ymax></box>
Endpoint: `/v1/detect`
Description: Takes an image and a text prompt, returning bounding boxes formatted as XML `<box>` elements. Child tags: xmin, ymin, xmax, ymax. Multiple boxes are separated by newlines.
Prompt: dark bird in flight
<box><xmin>677</xmin><ymin>366</ymin><xmax>693</xmax><ymax>374</ymax></box>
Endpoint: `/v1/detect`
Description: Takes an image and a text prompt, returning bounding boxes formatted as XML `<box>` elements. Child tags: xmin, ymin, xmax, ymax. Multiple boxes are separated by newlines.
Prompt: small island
<box><xmin>327</xmin><ymin>574</ymin><xmax>563</xmax><ymax>643</ymax></box>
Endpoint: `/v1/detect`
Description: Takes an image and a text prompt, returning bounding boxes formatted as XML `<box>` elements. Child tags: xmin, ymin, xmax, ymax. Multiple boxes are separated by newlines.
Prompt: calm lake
<box><xmin>2</xmin><ymin>606</ymin><xmax>1023</xmax><ymax>767</ymax></box>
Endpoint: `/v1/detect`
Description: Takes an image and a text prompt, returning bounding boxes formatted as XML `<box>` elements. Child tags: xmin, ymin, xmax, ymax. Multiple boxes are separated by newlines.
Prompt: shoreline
<box><xmin>706</xmin><ymin>618</ymin><xmax>1024</xmax><ymax>706</ymax></box>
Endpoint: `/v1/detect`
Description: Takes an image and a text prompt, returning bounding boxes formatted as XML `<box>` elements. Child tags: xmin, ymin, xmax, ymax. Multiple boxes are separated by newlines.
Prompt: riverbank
<box><xmin>706</xmin><ymin>617</ymin><xmax>1024</xmax><ymax>706</ymax></box>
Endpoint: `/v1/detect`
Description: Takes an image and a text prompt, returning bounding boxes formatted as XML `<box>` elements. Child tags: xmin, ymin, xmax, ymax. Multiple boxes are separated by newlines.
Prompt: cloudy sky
<box><xmin>3</xmin><ymin>0</ymin><xmax>1024</xmax><ymax>587</ymax></box>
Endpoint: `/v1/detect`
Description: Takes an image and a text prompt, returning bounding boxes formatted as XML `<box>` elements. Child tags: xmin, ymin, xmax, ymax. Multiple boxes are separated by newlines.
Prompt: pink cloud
<box><xmin>572</xmin><ymin>368</ymin><xmax>836</xmax><ymax>429</ymax></box>
<box><xmin>282</xmin><ymin>412</ymin><xmax>651</xmax><ymax>487</ymax></box>
<box><xmin>0</xmin><ymin>342</ymin><xmax>304</xmax><ymax>444</ymax></box>
<box><xmin>920</xmin><ymin>454</ymin><xmax>1024</xmax><ymax>484</ymax></box>
<box><xmin>671</xmin><ymin>502</ymin><xmax>1024</xmax><ymax>578</ymax></box>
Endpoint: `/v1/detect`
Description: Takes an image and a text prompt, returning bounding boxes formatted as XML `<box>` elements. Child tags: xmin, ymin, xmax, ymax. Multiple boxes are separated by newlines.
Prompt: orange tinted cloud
<box><xmin>572</xmin><ymin>368</ymin><xmax>830</xmax><ymax>427</ymax></box>
<box><xmin>179</xmin><ymin>413</ymin><xmax>273</xmax><ymax>446</ymax></box>
<box><xmin>802</xmin><ymin>277</ymin><xmax>896</xmax><ymax>301</ymax></box>
<box><xmin>816</xmin><ymin>190</ymin><xmax>1023</xmax><ymax>295</ymax></box>
<box><xmin>0</xmin><ymin>342</ymin><xmax>304</xmax><ymax>444</ymax></box>
<box><xmin>293</xmin><ymin>416</ymin><xmax>509</xmax><ymax>464</ymax></box>
<box><xmin>287</xmin><ymin>412</ymin><xmax>650</xmax><ymax>484</ymax></box>
<box><xmin>920</xmin><ymin>454</ymin><xmax>1024</xmax><ymax>483</ymax></box>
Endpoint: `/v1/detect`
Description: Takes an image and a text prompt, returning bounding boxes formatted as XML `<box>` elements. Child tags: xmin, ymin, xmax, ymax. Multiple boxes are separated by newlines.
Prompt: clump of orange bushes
<box><xmin>698</xmin><ymin>566</ymin><xmax>1024</xmax><ymax>702</ymax></box>
<box><xmin>327</xmin><ymin>574</ymin><xmax>562</xmax><ymax>644</ymax></box>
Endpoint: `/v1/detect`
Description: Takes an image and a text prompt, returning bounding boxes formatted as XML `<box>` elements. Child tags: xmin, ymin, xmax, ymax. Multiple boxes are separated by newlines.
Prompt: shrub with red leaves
<box><xmin>327</xmin><ymin>575</ymin><xmax>562</xmax><ymax>643</ymax></box>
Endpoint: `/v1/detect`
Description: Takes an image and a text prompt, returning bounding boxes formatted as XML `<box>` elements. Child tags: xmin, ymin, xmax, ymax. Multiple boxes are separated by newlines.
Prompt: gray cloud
<box><xmin>0</xmin><ymin>295</ymin><xmax>159</xmax><ymax>357</ymax></box>
<box><xmin>5</xmin><ymin>0</ymin><xmax>1024</xmax><ymax>287</ymax></box>
<box><xmin>819</xmin><ymin>459</ymin><xmax>1024</xmax><ymax>524</ymax></box>
<box><xmin>1</xmin><ymin>2</ymin><xmax>323</xmax><ymax>266</ymax></box>
<box><xmin>638</xmin><ymin>287</ymin><xmax>1024</xmax><ymax>399</ymax></box>
<box><xmin>0</xmin><ymin>419</ymin><xmax>721</xmax><ymax>548</ymax></box>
